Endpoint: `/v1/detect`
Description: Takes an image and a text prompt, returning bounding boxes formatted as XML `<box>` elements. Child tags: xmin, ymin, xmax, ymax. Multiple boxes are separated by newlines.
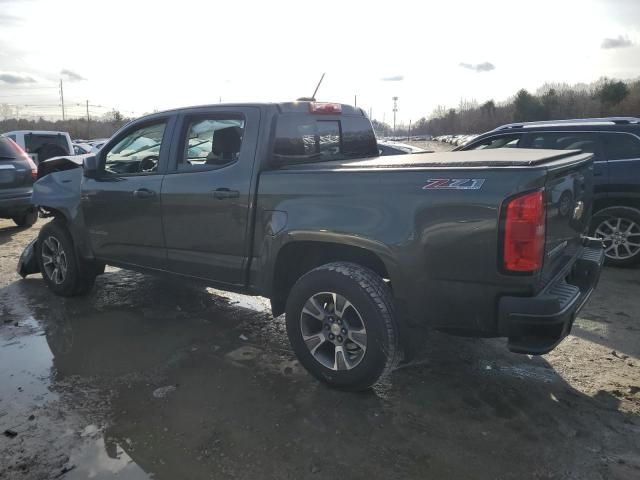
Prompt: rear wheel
<box><xmin>12</xmin><ymin>209</ymin><xmax>38</xmax><ymax>228</ymax></box>
<box><xmin>591</xmin><ymin>206</ymin><xmax>640</xmax><ymax>267</ymax></box>
<box><xmin>285</xmin><ymin>262</ymin><xmax>400</xmax><ymax>391</ymax></box>
<box><xmin>37</xmin><ymin>221</ymin><xmax>96</xmax><ymax>296</ymax></box>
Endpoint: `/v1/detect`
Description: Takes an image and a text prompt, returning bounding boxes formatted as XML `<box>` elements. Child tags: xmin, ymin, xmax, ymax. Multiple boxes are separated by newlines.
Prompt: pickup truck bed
<box><xmin>280</xmin><ymin>148</ymin><xmax>588</xmax><ymax>169</ymax></box>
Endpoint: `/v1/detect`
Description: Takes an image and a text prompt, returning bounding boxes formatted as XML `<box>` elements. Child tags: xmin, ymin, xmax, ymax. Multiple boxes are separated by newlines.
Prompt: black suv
<box><xmin>0</xmin><ymin>137</ymin><xmax>38</xmax><ymax>228</ymax></box>
<box><xmin>458</xmin><ymin>117</ymin><xmax>640</xmax><ymax>266</ymax></box>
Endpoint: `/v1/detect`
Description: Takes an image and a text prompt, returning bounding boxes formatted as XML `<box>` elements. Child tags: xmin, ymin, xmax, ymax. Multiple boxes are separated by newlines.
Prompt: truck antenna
<box><xmin>296</xmin><ymin>73</ymin><xmax>326</xmax><ymax>102</ymax></box>
<box><xmin>311</xmin><ymin>73</ymin><xmax>325</xmax><ymax>101</ymax></box>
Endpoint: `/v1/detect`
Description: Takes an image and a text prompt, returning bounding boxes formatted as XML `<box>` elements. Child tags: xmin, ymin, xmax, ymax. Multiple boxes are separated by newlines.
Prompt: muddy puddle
<box><xmin>1</xmin><ymin>222</ymin><xmax>639</xmax><ymax>479</ymax></box>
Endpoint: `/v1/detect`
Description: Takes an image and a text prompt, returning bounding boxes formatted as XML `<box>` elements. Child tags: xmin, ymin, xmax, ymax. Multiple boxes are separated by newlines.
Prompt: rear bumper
<box><xmin>498</xmin><ymin>243</ymin><xmax>604</xmax><ymax>355</ymax></box>
<box><xmin>0</xmin><ymin>191</ymin><xmax>33</xmax><ymax>216</ymax></box>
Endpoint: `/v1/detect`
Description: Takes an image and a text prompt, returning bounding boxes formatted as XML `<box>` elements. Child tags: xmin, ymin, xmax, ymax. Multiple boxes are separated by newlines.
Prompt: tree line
<box><xmin>374</xmin><ymin>77</ymin><xmax>640</xmax><ymax>137</ymax></box>
<box><xmin>3</xmin><ymin>77</ymin><xmax>639</xmax><ymax>140</ymax></box>
<box><xmin>0</xmin><ymin>109</ymin><xmax>130</xmax><ymax>140</ymax></box>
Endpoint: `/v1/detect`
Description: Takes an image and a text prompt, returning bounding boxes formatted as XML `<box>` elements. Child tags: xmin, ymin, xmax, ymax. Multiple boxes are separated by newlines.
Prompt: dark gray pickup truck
<box><xmin>18</xmin><ymin>102</ymin><xmax>604</xmax><ymax>390</ymax></box>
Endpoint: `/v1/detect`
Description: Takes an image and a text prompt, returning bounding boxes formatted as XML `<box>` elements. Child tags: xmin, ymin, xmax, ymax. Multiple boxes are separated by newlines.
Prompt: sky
<box><xmin>0</xmin><ymin>0</ymin><xmax>639</xmax><ymax>125</ymax></box>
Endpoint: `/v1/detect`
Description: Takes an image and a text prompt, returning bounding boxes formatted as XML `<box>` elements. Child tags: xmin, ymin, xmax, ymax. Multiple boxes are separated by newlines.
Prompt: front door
<box><xmin>81</xmin><ymin>117</ymin><xmax>175</xmax><ymax>270</ymax></box>
<box><xmin>160</xmin><ymin>107</ymin><xmax>260</xmax><ymax>287</ymax></box>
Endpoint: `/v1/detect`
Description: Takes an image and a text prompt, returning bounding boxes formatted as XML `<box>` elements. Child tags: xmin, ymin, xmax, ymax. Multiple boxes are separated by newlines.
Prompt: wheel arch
<box><xmin>268</xmin><ymin>234</ymin><xmax>399</xmax><ymax>317</ymax></box>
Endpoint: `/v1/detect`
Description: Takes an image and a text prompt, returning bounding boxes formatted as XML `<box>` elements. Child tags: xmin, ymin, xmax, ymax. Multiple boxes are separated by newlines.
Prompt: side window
<box><xmin>603</xmin><ymin>133</ymin><xmax>640</xmax><ymax>160</ymax></box>
<box><xmin>525</xmin><ymin>132</ymin><xmax>601</xmax><ymax>159</ymax></box>
<box><xmin>104</xmin><ymin>122</ymin><xmax>166</xmax><ymax>175</ymax></box>
<box><xmin>179</xmin><ymin>118</ymin><xmax>245</xmax><ymax>169</ymax></box>
<box><xmin>6</xmin><ymin>134</ymin><xmax>16</xmax><ymax>142</ymax></box>
<box><xmin>466</xmin><ymin>135</ymin><xmax>522</xmax><ymax>150</ymax></box>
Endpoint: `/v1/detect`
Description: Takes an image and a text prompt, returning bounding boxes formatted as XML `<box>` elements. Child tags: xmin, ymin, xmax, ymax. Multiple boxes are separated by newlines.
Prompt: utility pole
<box><xmin>59</xmin><ymin>79</ymin><xmax>65</xmax><ymax>120</ymax></box>
<box><xmin>392</xmin><ymin>96</ymin><xmax>398</xmax><ymax>136</ymax></box>
<box><xmin>368</xmin><ymin>107</ymin><xmax>372</xmax><ymax>119</ymax></box>
<box><xmin>354</xmin><ymin>95</ymin><xmax>357</xmax><ymax>107</ymax></box>
<box><xmin>86</xmin><ymin>100</ymin><xmax>90</xmax><ymax>122</ymax></box>
<box><xmin>408</xmin><ymin>119</ymin><xmax>411</xmax><ymax>142</ymax></box>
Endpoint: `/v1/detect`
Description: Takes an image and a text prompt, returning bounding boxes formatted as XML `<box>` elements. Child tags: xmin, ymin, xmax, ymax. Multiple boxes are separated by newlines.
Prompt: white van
<box><xmin>1</xmin><ymin>130</ymin><xmax>74</xmax><ymax>164</ymax></box>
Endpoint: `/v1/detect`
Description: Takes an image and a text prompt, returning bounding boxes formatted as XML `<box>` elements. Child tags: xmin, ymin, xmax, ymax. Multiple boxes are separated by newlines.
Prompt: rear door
<box><xmin>81</xmin><ymin>116</ymin><xmax>175</xmax><ymax>269</ymax></box>
<box><xmin>160</xmin><ymin>107</ymin><xmax>260</xmax><ymax>287</ymax></box>
<box><xmin>521</xmin><ymin>131</ymin><xmax>607</xmax><ymax>201</ymax></box>
<box><xmin>601</xmin><ymin>131</ymin><xmax>640</xmax><ymax>198</ymax></box>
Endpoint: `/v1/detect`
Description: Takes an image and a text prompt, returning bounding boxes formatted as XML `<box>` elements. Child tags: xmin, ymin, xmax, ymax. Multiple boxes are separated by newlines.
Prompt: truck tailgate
<box><xmin>540</xmin><ymin>154</ymin><xmax>594</xmax><ymax>286</ymax></box>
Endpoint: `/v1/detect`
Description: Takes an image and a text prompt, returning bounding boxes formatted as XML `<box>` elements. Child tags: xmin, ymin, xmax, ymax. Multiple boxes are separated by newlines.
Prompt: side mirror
<box><xmin>83</xmin><ymin>155</ymin><xmax>99</xmax><ymax>178</ymax></box>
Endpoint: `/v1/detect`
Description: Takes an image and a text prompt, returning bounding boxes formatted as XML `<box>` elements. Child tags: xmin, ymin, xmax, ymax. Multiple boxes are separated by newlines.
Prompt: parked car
<box><xmin>457</xmin><ymin>117</ymin><xmax>640</xmax><ymax>266</ymax></box>
<box><xmin>20</xmin><ymin>101</ymin><xmax>603</xmax><ymax>391</ymax></box>
<box><xmin>73</xmin><ymin>142</ymin><xmax>93</xmax><ymax>155</ymax></box>
<box><xmin>378</xmin><ymin>140</ymin><xmax>431</xmax><ymax>155</ymax></box>
<box><xmin>0</xmin><ymin>137</ymin><xmax>38</xmax><ymax>227</ymax></box>
<box><xmin>87</xmin><ymin>138</ymin><xmax>109</xmax><ymax>153</ymax></box>
<box><xmin>1</xmin><ymin>130</ymin><xmax>74</xmax><ymax>164</ymax></box>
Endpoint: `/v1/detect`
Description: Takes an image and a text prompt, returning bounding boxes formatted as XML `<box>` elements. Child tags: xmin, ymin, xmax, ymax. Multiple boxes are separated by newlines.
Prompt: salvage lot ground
<box><xmin>0</xmin><ymin>155</ymin><xmax>639</xmax><ymax>478</ymax></box>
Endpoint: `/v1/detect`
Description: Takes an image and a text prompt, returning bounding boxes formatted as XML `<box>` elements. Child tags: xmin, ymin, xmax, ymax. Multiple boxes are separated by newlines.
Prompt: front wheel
<box><xmin>285</xmin><ymin>262</ymin><xmax>400</xmax><ymax>391</ymax></box>
<box><xmin>591</xmin><ymin>207</ymin><xmax>640</xmax><ymax>267</ymax></box>
<box><xmin>37</xmin><ymin>221</ymin><xmax>96</xmax><ymax>296</ymax></box>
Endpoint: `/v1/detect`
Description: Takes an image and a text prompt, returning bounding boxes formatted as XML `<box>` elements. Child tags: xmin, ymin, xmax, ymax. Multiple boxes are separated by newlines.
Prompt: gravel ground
<box><xmin>1</xmin><ymin>193</ymin><xmax>639</xmax><ymax>479</ymax></box>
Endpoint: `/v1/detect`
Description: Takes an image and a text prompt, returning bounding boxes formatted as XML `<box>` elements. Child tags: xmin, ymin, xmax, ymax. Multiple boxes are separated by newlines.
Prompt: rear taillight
<box><xmin>24</xmin><ymin>155</ymin><xmax>38</xmax><ymax>180</ymax></box>
<box><xmin>503</xmin><ymin>190</ymin><xmax>545</xmax><ymax>273</ymax></box>
<box><xmin>309</xmin><ymin>102</ymin><xmax>342</xmax><ymax>114</ymax></box>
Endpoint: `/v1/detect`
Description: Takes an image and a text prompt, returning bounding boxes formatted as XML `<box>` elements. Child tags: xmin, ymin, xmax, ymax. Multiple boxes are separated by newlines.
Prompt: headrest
<box><xmin>212</xmin><ymin>127</ymin><xmax>242</xmax><ymax>155</ymax></box>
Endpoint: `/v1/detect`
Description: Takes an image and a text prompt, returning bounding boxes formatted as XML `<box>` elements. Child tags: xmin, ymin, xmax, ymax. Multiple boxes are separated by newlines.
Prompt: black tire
<box><xmin>37</xmin><ymin>143</ymin><xmax>67</xmax><ymax>162</ymax></box>
<box><xmin>285</xmin><ymin>262</ymin><xmax>400</xmax><ymax>391</ymax></box>
<box><xmin>36</xmin><ymin>220</ymin><xmax>96</xmax><ymax>296</ymax></box>
<box><xmin>590</xmin><ymin>206</ymin><xmax>640</xmax><ymax>267</ymax></box>
<box><xmin>12</xmin><ymin>209</ymin><xmax>38</xmax><ymax>228</ymax></box>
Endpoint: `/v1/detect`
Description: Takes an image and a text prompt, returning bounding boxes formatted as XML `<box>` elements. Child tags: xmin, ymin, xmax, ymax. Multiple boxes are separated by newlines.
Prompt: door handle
<box><xmin>133</xmin><ymin>188</ymin><xmax>156</xmax><ymax>199</ymax></box>
<box><xmin>213</xmin><ymin>188</ymin><xmax>240</xmax><ymax>200</ymax></box>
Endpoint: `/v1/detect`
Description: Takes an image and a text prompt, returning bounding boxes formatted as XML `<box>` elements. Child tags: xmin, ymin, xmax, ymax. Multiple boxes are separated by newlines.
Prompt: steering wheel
<box><xmin>140</xmin><ymin>156</ymin><xmax>158</xmax><ymax>173</ymax></box>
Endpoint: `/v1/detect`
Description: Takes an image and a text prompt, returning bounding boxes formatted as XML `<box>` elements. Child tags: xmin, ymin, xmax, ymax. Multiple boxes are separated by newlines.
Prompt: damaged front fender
<box><xmin>37</xmin><ymin>155</ymin><xmax>84</xmax><ymax>180</ymax></box>
<box><xmin>32</xmin><ymin>167</ymin><xmax>83</xmax><ymax>221</ymax></box>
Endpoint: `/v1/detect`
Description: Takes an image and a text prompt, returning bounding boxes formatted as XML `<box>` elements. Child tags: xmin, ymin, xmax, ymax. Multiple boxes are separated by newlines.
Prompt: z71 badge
<box><xmin>422</xmin><ymin>178</ymin><xmax>486</xmax><ymax>190</ymax></box>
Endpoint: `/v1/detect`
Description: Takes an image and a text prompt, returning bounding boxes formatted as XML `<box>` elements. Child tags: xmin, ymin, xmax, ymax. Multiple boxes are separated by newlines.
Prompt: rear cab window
<box><xmin>273</xmin><ymin>114</ymin><xmax>377</xmax><ymax>165</ymax></box>
<box><xmin>24</xmin><ymin>134</ymin><xmax>70</xmax><ymax>155</ymax></box>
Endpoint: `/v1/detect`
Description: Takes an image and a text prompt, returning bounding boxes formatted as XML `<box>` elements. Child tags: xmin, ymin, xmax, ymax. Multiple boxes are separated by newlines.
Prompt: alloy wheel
<box><xmin>594</xmin><ymin>217</ymin><xmax>640</xmax><ymax>260</ymax></box>
<box><xmin>299</xmin><ymin>292</ymin><xmax>367</xmax><ymax>371</ymax></box>
<box><xmin>41</xmin><ymin>236</ymin><xmax>68</xmax><ymax>284</ymax></box>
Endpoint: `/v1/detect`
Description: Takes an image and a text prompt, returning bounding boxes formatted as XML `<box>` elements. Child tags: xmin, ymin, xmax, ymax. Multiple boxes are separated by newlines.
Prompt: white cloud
<box><xmin>0</xmin><ymin>72</ymin><xmax>35</xmax><ymax>84</ymax></box>
<box><xmin>601</xmin><ymin>35</ymin><xmax>633</xmax><ymax>49</ymax></box>
<box><xmin>459</xmin><ymin>62</ymin><xmax>496</xmax><ymax>72</ymax></box>
<box><xmin>61</xmin><ymin>69</ymin><xmax>86</xmax><ymax>81</ymax></box>
<box><xmin>381</xmin><ymin>75</ymin><xmax>404</xmax><ymax>82</ymax></box>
